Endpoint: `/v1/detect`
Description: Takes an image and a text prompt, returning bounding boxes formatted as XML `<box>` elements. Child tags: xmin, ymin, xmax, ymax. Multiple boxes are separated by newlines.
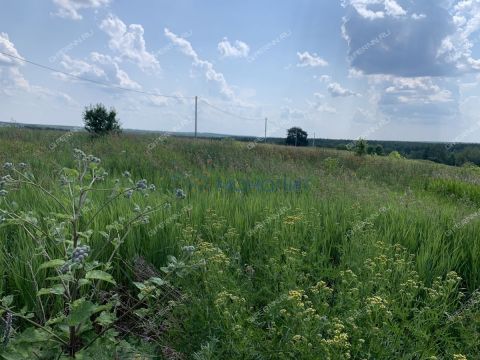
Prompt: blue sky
<box><xmin>1</xmin><ymin>0</ymin><xmax>480</xmax><ymax>142</ymax></box>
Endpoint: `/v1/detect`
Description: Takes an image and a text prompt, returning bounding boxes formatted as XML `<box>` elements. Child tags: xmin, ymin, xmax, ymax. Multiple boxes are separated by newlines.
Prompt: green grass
<box><xmin>0</xmin><ymin>127</ymin><xmax>479</xmax><ymax>359</ymax></box>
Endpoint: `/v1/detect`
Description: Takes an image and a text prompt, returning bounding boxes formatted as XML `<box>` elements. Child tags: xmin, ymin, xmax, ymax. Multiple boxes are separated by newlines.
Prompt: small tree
<box><xmin>286</xmin><ymin>127</ymin><xmax>308</xmax><ymax>147</ymax></box>
<box><xmin>354</xmin><ymin>138</ymin><xmax>368</xmax><ymax>156</ymax></box>
<box><xmin>83</xmin><ymin>104</ymin><xmax>121</xmax><ymax>136</ymax></box>
<box><xmin>375</xmin><ymin>144</ymin><xmax>384</xmax><ymax>156</ymax></box>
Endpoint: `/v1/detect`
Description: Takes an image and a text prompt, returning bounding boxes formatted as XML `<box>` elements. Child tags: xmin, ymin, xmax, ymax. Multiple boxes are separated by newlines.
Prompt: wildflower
<box><xmin>124</xmin><ymin>189</ymin><xmax>134</xmax><ymax>199</ymax></box>
<box><xmin>72</xmin><ymin>245</ymin><xmax>90</xmax><ymax>263</ymax></box>
<box><xmin>87</xmin><ymin>155</ymin><xmax>101</xmax><ymax>163</ymax></box>
<box><xmin>288</xmin><ymin>290</ymin><xmax>304</xmax><ymax>301</ymax></box>
<box><xmin>148</xmin><ymin>184</ymin><xmax>156</xmax><ymax>191</ymax></box>
<box><xmin>292</xmin><ymin>335</ymin><xmax>305</xmax><ymax>343</ymax></box>
<box><xmin>136</xmin><ymin>179</ymin><xmax>148</xmax><ymax>190</ymax></box>
<box><xmin>2</xmin><ymin>163</ymin><xmax>13</xmax><ymax>170</ymax></box>
<box><xmin>0</xmin><ymin>190</ymin><xmax>7</xmax><ymax>197</ymax></box>
<box><xmin>123</xmin><ymin>171</ymin><xmax>131</xmax><ymax>178</ymax></box>
<box><xmin>182</xmin><ymin>245</ymin><xmax>195</xmax><ymax>254</ymax></box>
<box><xmin>133</xmin><ymin>205</ymin><xmax>141</xmax><ymax>212</ymax></box>
<box><xmin>73</xmin><ymin>149</ymin><xmax>86</xmax><ymax>160</ymax></box>
<box><xmin>175</xmin><ymin>188</ymin><xmax>186</xmax><ymax>199</ymax></box>
<box><xmin>59</xmin><ymin>175</ymin><xmax>69</xmax><ymax>186</ymax></box>
<box><xmin>18</xmin><ymin>162</ymin><xmax>27</xmax><ymax>169</ymax></box>
<box><xmin>453</xmin><ymin>355</ymin><xmax>467</xmax><ymax>360</ymax></box>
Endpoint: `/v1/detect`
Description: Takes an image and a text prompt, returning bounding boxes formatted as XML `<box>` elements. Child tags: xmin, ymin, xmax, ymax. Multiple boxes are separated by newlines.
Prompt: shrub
<box><xmin>83</xmin><ymin>104</ymin><xmax>121</xmax><ymax>136</ymax></box>
<box><xmin>354</xmin><ymin>138</ymin><xmax>368</xmax><ymax>156</ymax></box>
<box><xmin>0</xmin><ymin>151</ymin><xmax>189</xmax><ymax>358</ymax></box>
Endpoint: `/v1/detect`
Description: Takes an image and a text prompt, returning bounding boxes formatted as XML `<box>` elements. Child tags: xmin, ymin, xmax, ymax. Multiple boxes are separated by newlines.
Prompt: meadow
<box><xmin>0</xmin><ymin>127</ymin><xmax>479</xmax><ymax>359</ymax></box>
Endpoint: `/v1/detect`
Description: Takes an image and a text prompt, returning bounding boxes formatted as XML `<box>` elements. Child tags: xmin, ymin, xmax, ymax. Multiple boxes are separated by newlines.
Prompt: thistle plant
<box><xmin>0</xmin><ymin>149</ymin><xmax>169</xmax><ymax>358</ymax></box>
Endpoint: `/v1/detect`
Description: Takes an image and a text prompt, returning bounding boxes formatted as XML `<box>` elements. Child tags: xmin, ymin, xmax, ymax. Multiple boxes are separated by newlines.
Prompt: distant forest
<box><xmin>3</xmin><ymin>122</ymin><xmax>480</xmax><ymax>167</ymax></box>
<box><xmin>238</xmin><ymin>136</ymin><xmax>480</xmax><ymax>167</ymax></box>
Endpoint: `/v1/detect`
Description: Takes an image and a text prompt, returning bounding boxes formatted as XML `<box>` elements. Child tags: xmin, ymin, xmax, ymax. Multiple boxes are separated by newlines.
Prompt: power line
<box><xmin>0</xmin><ymin>50</ymin><xmax>272</xmax><ymax>133</ymax></box>
<box><xmin>0</xmin><ymin>50</ymin><xmax>194</xmax><ymax>100</ymax></box>
<box><xmin>199</xmin><ymin>98</ymin><xmax>264</xmax><ymax>122</ymax></box>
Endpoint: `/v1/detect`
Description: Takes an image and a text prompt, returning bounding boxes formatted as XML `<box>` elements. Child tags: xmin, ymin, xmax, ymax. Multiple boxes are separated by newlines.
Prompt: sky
<box><xmin>1</xmin><ymin>0</ymin><xmax>480</xmax><ymax>142</ymax></box>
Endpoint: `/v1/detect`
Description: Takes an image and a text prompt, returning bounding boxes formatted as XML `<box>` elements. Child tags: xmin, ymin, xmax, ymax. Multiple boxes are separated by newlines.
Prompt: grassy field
<box><xmin>0</xmin><ymin>127</ymin><xmax>479</xmax><ymax>359</ymax></box>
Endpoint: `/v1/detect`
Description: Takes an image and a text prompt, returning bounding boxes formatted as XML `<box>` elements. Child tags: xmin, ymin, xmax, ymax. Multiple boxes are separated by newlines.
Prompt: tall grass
<box><xmin>0</xmin><ymin>127</ymin><xmax>479</xmax><ymax>358</ymax></box>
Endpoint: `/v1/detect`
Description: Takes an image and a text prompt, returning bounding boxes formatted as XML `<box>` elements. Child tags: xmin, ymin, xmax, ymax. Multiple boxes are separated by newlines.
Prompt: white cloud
<box><xmin>327</xmin><ymin>82</ymin><xmax>359</xmax><ymax>97</ymax></box>
<box><xmin>52</xmin><ymin>0</ymin><xmax>110</xmax><ymax>20</ymax></box>
<box><xmin>0</xmin><ymin>33</ymin><xmax>29</xmax><ymax>94</ymax></box>
<box><xmin>314</xmin><ymin>74</ymin><xmax>332</xmax><ymax>83</ymax></box>
<box><xmin>375</xmin><ymin>76</ymin><xmax>458</xmax><ymax>120</ymax></box>
<box><xmin>0</xmin><ymin>33</ymin><xmax>75</xmax><ymax>104</ymax></box>
<box><xmin>384</xmin><ymin>0</ymin><xmax>406</xmax><ymax>17</ymax></box>
<box><xmin>411</xmin><ymin>13</ymin><xmax>426</xmax><ymax>20</ymax></box>
<box><xmin>297</xmin><ymin>51</ymin><xmax>328</xmax><ymax>67</ymax></box>
<box><xmin>59</xmin><ymin>52</ymin><xmax>141</xmax><ymax>90</ymax></box>
<box><xmin>218</xmin><ymin>38</ymin><xmax>250</xmax><ymax>58</ymax></box>
<box><xmin>90</xmin><ymin>52</ymin><xmax>141</xmax><ymax>89</ymax></box>
<box><xmin>165</xmin><ymin>28</ymin><xmax>237</xmax><ymax>102</ymax></box>
<box><xmin>310</xmin><ymin>93</ymin><xmax>337</xmax><ymax>113</ymax></box>
<box><xmin>342</xmin><ymin>0</ymin><xmax>406</xmax><ymax>20</ymax></box>
<box><xmin>100</xmin><ymin>14</ymin><xmax>160</xmax><ymax>72</ymax></box>
<box><xmin>437</xmin><ymin>0</ymin><xmax>480</xmax><ymax>74</ymax></box>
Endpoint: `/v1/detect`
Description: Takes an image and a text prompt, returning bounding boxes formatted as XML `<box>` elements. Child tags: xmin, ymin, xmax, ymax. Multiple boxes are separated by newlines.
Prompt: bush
<box><xmin>83</xmin><ymin>104</ymin><xmax>121</xmax><ymax>136</ymax></box>
<box><xmin>389</xmin><ymin>151</ymin><xmax>403</xmax><ymax>159</ymax></box>
<box><xmin>354</xmin><ymin>139</ymin><xmax>368</xmax><ymax>156</ymax></box>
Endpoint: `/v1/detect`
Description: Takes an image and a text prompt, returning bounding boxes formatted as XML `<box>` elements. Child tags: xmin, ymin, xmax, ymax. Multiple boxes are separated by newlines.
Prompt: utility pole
<box><xmin>194</xmin><ymin>96</ymin><xmax>198</xmax><ymax>139</ymax></box>
<box><xmin>313</xmin><ymin>132</ymin><xmax>316</xmax><ymax>147</ymax></box>
<box><xmin>295</xmin><ymin>129</ymin><xmax>298</xmax><ymax>147</ymax></box>
<box><xmin>264</xmin><ymin>117</ymin><xmax>267</xmax><ymax>144</ymax></box>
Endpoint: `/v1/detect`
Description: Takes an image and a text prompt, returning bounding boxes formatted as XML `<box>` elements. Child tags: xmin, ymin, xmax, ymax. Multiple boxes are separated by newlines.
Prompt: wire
<box><xmin>0</xmin><ymin>50</ymin><xmax>194</xmax><ymax>100</ymax></box>
<box><xmin>199</xmin><ymin>98</ymin><xmax>264</xmax><ymax>122</ymax></box>
<box><xmin>0</xmin><ymin>50</ymin><xmax>269</xmax><ymax>124</ymax></box>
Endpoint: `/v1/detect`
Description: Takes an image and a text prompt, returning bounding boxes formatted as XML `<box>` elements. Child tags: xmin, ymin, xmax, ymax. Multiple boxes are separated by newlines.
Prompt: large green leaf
<box><xmin>85</xmin><ymin>270</ymin><xmax>116</xmax><ymax>285</ymax></box>
<box><xmin>38</xmin><ymin>259</ymin><xmax>65</xmax><ymax>271</ymax></box>
<box><xmin>66</xmin><ymin>300</ymin><xmax>97</xmax><ymax>326</ymax></box>
<box><xmin>37</xmin><ymin>284</ymin><xmax>64</xmax><ymax>296</ymax></box>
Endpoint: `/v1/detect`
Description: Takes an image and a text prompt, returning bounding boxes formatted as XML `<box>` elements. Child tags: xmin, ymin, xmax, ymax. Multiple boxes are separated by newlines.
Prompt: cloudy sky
<box><xmin>2</xmin><ymin>0</ymin><xmax>480</xmax><ymax>142</ymax></box>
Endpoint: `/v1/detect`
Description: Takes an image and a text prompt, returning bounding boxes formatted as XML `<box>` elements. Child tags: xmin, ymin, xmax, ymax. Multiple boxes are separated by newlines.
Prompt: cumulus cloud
<box><xmin>342</xmin><ymin>0</ymin><xmax>480</xmax><ymax>77</ymax></box>
<box><xmin>343</xmin><ymin>0</ymin><xmax>407</xmax><ymax>20</ymax></box>
<box><xmin>340</xmin><ymin>1</ymin><xmax>480</xmax><ymax>123</ymax></box>
<box><xmin>59</xmin><ymin>52</ymin><xmax>141</xmax><ymax>90</ymax></box>
<box><xmin>218</xmin><ymin>38</ymin><xmax>250</xmax><ymax>58</ymax></box>
<box><xmin>280</xmin><ymin>106</ymin><xmax>306</xmax><ymax>121</ymax></box>
<box><xmin>0</xmin><ymin>32</ymin><xmax>75</xmax><ymax>104</ymax></box>
<box><xmin>314</xmin><ymin>75</ymin><xmax>331</xmax><ymax>83</ymax></box>
<box><xmin>297</xmin><ymin>51</ymin><xmax>328</xmax><ymax>67</ymax></box>
<box><xmin>100</xmin><ymin>14</ymin><xmax>160</xmax><ymax>72</ymax></box>
<box><xmin>165</xmin><ymin>28</ymin><xmax>238</xmax><ymax>102</ymax></box>
<box><xmin>376</xmin><ymin>76</ymin><xmax>458</xmax><ymax>120</ymax></box>
<box><xmin>327</xmin><ymin>82</ymin><xmax>360</xmax><ymax>97</ymax></box>
<box><xmin>437</xmin><ymin>0</ymin><xmax>480</xmax><ymax>74</ymax></box>
<box><xmin>309</xmin><ymin>93</ymin><xmax>337</xmax><ymax>113</ymax></box>
<box><xmin>52</xmin><ymin>0</ymin><xmax>110</xmax><ymax>20</ymax></box>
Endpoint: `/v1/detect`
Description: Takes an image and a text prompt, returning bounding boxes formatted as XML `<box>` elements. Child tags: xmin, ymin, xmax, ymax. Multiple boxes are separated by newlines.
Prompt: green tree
<box><xmin>83</xmin><ymin>104</ymin><xmax>121</xmax><ymax>136</ymax></box>
<box><xmin>354</xmin><ymin>138</ymin><xmax>368</xmax><ymax>156</ymax></box>
<box><xmin>375</xmin><ymin>144</ymin><xmax>384</xmax><ymax>156</ymax></box>
<box><xmin>286</xmin><ymin>127</ymin><xmax>308</xmax><ymax>147</ymax></box>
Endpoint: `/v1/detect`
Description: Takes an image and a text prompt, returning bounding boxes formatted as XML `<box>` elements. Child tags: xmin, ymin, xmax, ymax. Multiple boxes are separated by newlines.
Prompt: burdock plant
<box><xmin>0</xmin><ymin>150</ymin><xmax>168</xmax><ymax>358</ymax></box>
